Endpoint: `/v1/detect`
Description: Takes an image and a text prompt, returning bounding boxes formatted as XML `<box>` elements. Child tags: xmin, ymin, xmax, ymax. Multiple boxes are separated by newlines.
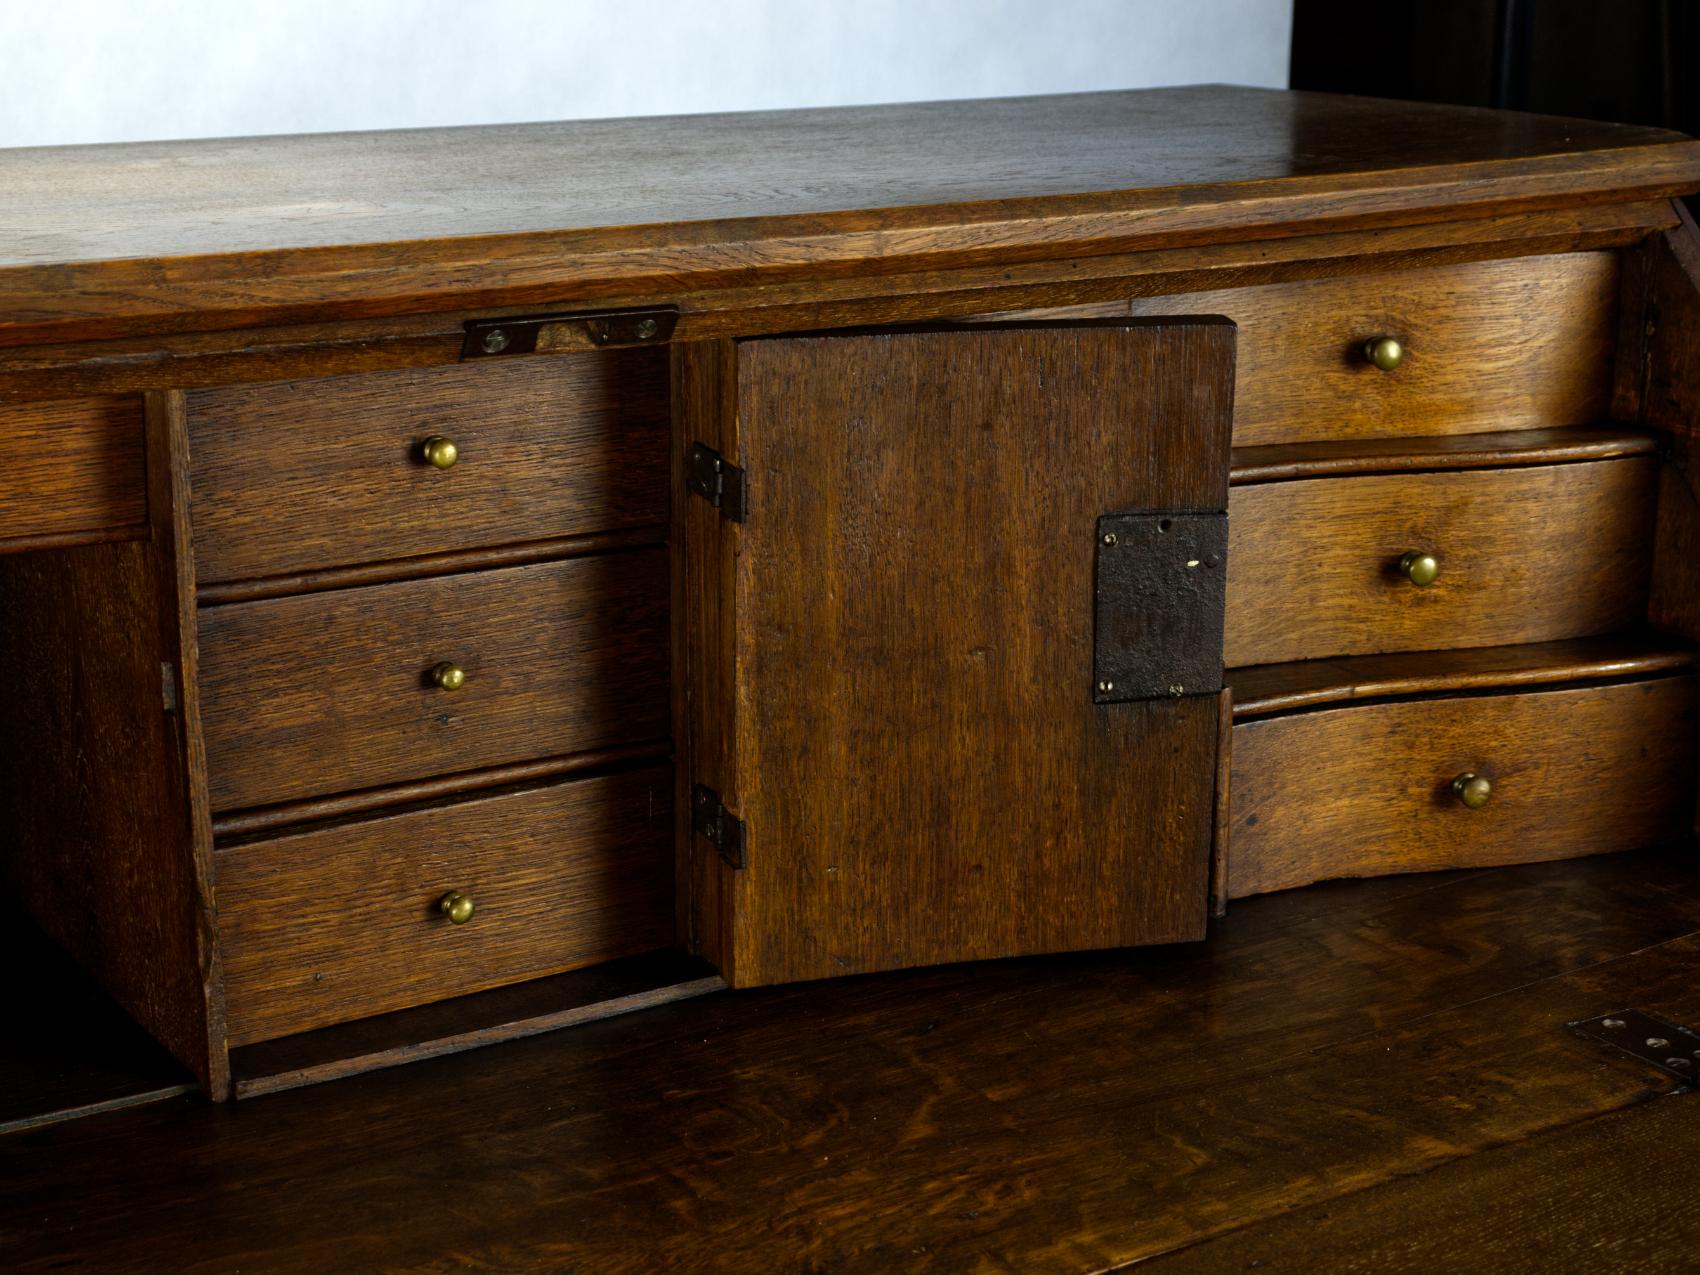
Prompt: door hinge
<box><xmin>692</xmin><ymin>783</ymin><xmax>746</xmax><ymax>869</ymax></box>
<box><xmin>685</xmin><ymin>443</ymin><xmax>747</xmax><ymax>522</ymax></box>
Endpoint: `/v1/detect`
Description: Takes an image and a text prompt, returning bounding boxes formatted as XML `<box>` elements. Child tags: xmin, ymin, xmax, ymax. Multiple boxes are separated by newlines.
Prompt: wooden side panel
<box><xmin>0</xmin><ymin>395</ymin><xmax>146</xmax><ymax>551</ymax></box>
<box><xmin>690</xmin><ymin>320</ymin><xmax>1235</xmax><ymax>987</ymax></box>
<box><xmin>216</xmin><ymin>769</ymin><xmax>675</xmax><ymax>1045</ymax></box>
<box><xmin>1228</xmin><ymin>675</ymin><xmax>1700</xmax><ymax>898</ymax></box>
<box><xmin>198</xmin><ymin>549</ymin><xmax>670</xmax><ymax>812</ymax></box>
<box><xmin>187</xmin><ymin>349</ymin><xmax>668</xmax><ymax>583</ymax></box>
<box><xmin>1225</xmin><ymin>458</ymin><xmax>1657</xmax><ymax>667</ymax></box>
<box><xmin>1128</xmin><ymin>252</ymin><xmax>1618</xmax><ymax>446</ymax></box>
<box><xmin>0</xmin><ymin>391</ymin><xmax>226</xmax><ymax>1094</ymax></box>
<box><xmin>1645</xmin><ymin>204</ymin><xmax>1700</xmax><ymax>644</ymax></box>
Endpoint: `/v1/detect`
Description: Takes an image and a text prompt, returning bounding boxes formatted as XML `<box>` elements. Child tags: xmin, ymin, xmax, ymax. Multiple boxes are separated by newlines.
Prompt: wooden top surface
<box><xmin>3</xmin><ymin>85</ymin><xmax>1698</xmax><ymax>343</ymax></box>
<box><xmin>6</xmin><ymin>850</ymin><xmax>1700</xmax><ymax>1270</ymax></box>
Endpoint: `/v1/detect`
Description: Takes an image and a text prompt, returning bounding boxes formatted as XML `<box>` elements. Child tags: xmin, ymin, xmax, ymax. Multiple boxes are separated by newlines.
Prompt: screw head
<box><xmin>482</xmin><ymin>328</ymin><xmax>510</xmax><ymax>354</ymax></box>
<box><xmin>1102</xmin><ymin>533</ymin><xmax>1118</xmax><ymax>546</ymax></box>
<box><xmin>1602</xmin><ymin>1018</ymin><xmax>1627</xmax><ymax>1030</ymax></box>
<box><xmin>635</xmin><ymin>317</ymin><xmax>660</xmax><ymax>340</ymax></box>
<box><xmin>1648</xmin><ymin>1037</ymin><xmax>1672</xmax><ymax>1051</ymax></box>
<box><xmin>1097</xmin><ymin>680</ymin><xmax>1114</xmax><ymax>693</ymax></box>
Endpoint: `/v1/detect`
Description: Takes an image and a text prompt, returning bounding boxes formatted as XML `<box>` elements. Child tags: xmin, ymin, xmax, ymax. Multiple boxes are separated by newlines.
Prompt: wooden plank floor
<box><xmin>4</xmin><ymin>848</ymin><xmax>1700</xmax><ymax>1272</ymax></box>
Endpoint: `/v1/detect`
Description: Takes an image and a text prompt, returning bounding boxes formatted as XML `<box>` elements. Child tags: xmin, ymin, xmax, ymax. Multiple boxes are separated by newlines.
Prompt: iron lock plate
<box><xmin>1093</xmin><ymin>511</ymin><xmax>1227</xmax><ymax>704</ymax></box>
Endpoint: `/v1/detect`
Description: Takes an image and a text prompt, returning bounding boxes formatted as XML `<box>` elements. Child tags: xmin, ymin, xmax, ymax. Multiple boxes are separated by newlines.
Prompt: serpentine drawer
<box><xmin>1224</xmin><ymin>456</ymin><xmax>1658</xmax><ymax>668</ymax></box>
<box><xmin>1127</xmin><ymin>252</ymin><xmax>1619</xmax><ymax>448</ymax></box>
<box><xmin>1227</xmin><ymin>674</ymin><xmax>1700</xmax><ymax>899</ymax></box>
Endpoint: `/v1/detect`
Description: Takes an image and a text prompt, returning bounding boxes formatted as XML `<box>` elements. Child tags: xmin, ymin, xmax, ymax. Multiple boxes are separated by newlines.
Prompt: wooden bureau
<box><xmin>3</xmin><ymin>86</ymin><xmax>1700</xmax><ymax>1102</ymax></box>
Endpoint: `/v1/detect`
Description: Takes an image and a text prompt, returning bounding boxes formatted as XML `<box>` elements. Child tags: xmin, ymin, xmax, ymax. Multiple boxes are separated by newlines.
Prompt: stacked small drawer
<box><xmin>186</xmin><ymin>350</ymin><xmax>676</xmax><ymax>1045</ymax></box>
<box><xmin>1133</xmin><ymin>251</ymin><xmax>1700</xmax><ymax>898</ymax></box>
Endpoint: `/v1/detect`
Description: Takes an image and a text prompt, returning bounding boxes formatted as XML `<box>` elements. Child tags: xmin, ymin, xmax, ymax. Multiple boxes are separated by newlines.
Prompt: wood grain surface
<box><xmin>0</xmin><ymin>395</ymin><xmax>146</xmax><ymax>550</ymax></box>
<box><xmin>1643</xmin><ymin>203</ymin><xmax>1700</xmax><ymax>644</ymax></box>
<box><xmin>229</xmin><ymin>949</ymin><xmax>721</xmax><ymax>1098</ymax></box>
<box><xmin>6</xmin><ymin>850</ymin><xmax>1700</xmax><ymax>1271</ymax></box>
<box><xmin>187</xmin><ymin>347</ymin><xmax>667</xmax><ymax>583</ymax></box>
<box><xmin>2</xmin><ymin>87</ymin><xmax>1697</xmax><ymax>344</ymax></box>
<box><xmin>1225</xmin><ymin>457</ymin><xmax>1657</xmax><ymax>667</ymax></box>
<box><xmin>1130</xmin><ymin>252</ymin><xmax>1619</xmax><ymax>446</ymax></box>
<box><xmin>1141</xmin><ymin>1090</ymin><xmax>1700</xmax><ymax>1273</ymax></box>
<box><xmin>216</xmin><ymin>767</ymin><xmax>675</xmax><ymax>1045</ymax></box>
<box><xmin>685</xmin><ymin>319</ymin><xmax>1234</xmax><ymax>986</ymax></box>
<box><xmin>198</xmin><ymin>549</ymin><xmax>669</xmax><ymax>812</ymax></box>
<box><xmin>0</xmin><ymin>393</ymin><xmax>227</xmax><ymax>1094</ymax></box>
<box><xmin>1228</xmin><ymin>631</ymin><xmax>1700</xmax><ymax>717</ymax></box>
<box><xmin>1228</xmin><ymin>675</ymin><xmax>1700</xmax><ymax>898</ymax></box>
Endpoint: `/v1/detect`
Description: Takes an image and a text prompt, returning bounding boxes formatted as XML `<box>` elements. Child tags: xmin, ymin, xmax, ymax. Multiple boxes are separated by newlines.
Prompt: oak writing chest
<box><xmin>3</xmin><ymin>86</ymin><xmax>1700</xmax><ymax>1102</ymax></box>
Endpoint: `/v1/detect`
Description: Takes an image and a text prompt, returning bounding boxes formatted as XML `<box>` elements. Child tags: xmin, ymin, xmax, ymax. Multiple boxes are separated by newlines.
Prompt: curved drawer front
<box><xmin>1228</xmin><ymin>675</ymin><xmax>1700</xmax><ymax>899</ymax></box>
<box><xmin>1127</xmin><ymin>252</ymin><xmax>1617</xmax><ymax>447</ymax></box>
<box><xmin>216</xmin><ymin>768</ymin><xmax>673</xmax><ymax>1045</ymax></box>
<box><xmin>187</xmin><ymin>347</ymin><xmax>668</xmax><ymax>583</ymax></box>
<box><xmin>198</xmin><ymin>549</ymin><xmax>668</xmax><ymax>811</ymax></box>
<box><xmin>1225</xmin><ymin>457</ymin><xmax>1657</xmax><ymax>668</ymax></box>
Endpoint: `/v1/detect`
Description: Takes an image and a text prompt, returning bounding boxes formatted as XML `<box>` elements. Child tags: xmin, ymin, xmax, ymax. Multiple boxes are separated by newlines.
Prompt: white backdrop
<box><xmin>0</xmin><ymin>0</ymin><xmax>1291</xmax><ymax>149</ymax></box>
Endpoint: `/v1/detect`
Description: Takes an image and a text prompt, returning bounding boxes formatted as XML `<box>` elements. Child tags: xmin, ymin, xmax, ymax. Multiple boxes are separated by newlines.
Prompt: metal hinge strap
<box><xmin>692</xmin><ymin>783</ymin><xmax>746</xmax><ymax>869</ymax></box>
<box><xmin>685</xmin><ymin>442</ymin><xmax>747</xmax><ymax>522</ymax></box>
<box><xmin>1572</xmin><ymin>1009</ymin><xmax>1700</xmax><ymax>1082</ymax></box>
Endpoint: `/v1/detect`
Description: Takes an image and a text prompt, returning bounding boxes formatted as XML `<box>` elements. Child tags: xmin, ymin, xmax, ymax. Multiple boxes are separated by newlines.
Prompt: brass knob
<box><xmin>1399</xmin><ymin>550</ymin><xmax>1440</xmax><ymax>587</ymax></box>
<box><xmin>430</xmin><ymin>661</ymin><xmax>466</xmax><ymax>691</ymax></box>
<box><xmin>1452</xmin><ymin>772</ymin><xmax>1492</xmax><ymax>810</ymax></box>
<box><xmin>421</xmin><ymin>436</ymin><xmax>459</xmax><ymax>469</ymax></box>
<box><xmin>1364</xmin><ymin>336</ymin><xmax>1405</xmax><ymax>371</ymax></box>
<box><xmin>438</xmin><ymin>891</ymin><xmax>475</xmax><ymax>924</ymax></box>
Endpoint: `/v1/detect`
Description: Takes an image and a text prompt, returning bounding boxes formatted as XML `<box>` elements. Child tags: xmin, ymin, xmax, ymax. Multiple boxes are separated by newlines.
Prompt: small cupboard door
<box><xmin>678</xmin><ymin>319</ymin><xmax>1236</xmax><ymax>987</ymax></box>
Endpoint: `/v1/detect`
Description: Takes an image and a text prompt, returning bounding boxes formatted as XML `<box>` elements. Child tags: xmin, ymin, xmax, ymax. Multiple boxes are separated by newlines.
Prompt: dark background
<box><xmin>1292</xmin><ymin>0</ymin><xmax>1699</xmax><ymax>215</ymax></box>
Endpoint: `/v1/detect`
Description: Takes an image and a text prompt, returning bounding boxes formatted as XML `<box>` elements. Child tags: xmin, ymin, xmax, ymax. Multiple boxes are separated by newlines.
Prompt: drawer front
<box><xmin>216</xmin><ymin>767</ymin><xmax>673</xmax><ymax>1044</ymax></box>
<box><xmin>1127</xmin><ymin>253</ymin><xmax>1617</xmax><ymax>447</ymax></box>
<box><xmin>199</xmin><ymin>549</ymin><xmax>668</xmax><ymax>811</ymax></box>
<box><xmin>187</xmin><ymin>348</ymin><xmax>668</xmax><ymax>583</ymax></box>
<box><xmin>1225</xmin><ymin>457</ymin><xmax>1656</xmax><ymax>668</ymax></box>
<box><xmin>1228</xmin><ymin>675</ymin><xmax>1700</xmax><ymax>898</ymax></box>
<box><xmin>0</xmin><ymin>395</ymin><xmax>146</xmax><ymax>550</ymax></box>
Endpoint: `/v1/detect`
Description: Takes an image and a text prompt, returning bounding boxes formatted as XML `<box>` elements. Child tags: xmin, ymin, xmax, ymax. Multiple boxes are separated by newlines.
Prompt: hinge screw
<box><xmin>635</xmin><ymin>317</ymin><xmax>660</xmax><ymax>339</ymax></box>
<box><xmin>1602</xmin><ymin>1018</ymin><xmax>1626</xmax><ymax>1029</ymax></box>
<box><xmin>482</xmin><ymin>328</ymin><xmax>510</xmax><ymax>354</ymax></box>
<box><xmin>1102</xmin><ymin>532</ymin><xmax>1118</xmax><ymax>546</ymax></box>
<box><xmin>1097</xmin><ymin>680</ymin><xmax>1114</xmax><ymax>693</ymax></box>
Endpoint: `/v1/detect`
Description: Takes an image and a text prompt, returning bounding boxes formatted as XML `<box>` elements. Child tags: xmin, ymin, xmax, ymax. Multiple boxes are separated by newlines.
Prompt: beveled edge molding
<box><xmin>1228</xmin><ymin>634</ymin><xmax>1700</xmax><ymax>720</ymax></box>
<box><xmin>1228</xmin><ymin>427</ymin><xmax>1664</xmax><ymax>485</ymax></box>
<box><xmin>210</xmin><ymin>740</ymin><xmax>672</xmax><ymax>841</ymax></box>
<box><xmin>0</xmin><ymin>192</ymin><xmax>1682</xmax><ymax>391</ymax></box>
